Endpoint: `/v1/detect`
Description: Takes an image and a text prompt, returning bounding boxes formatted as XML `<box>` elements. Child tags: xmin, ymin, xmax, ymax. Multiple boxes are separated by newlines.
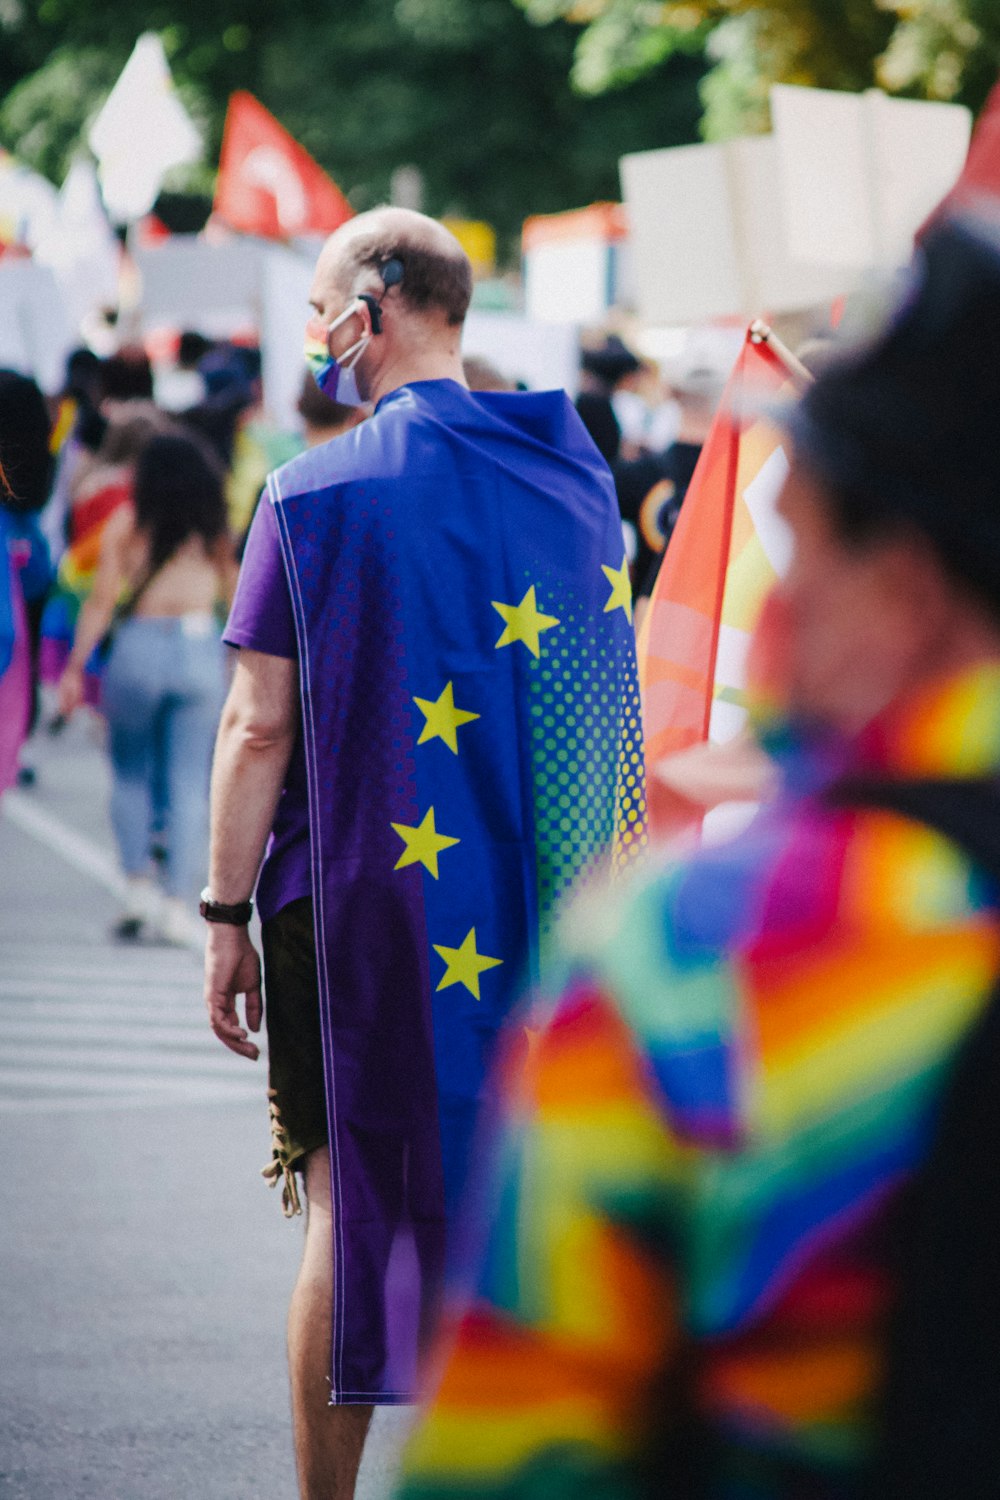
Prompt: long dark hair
<box><xmin>132</xmin><ymin>432</ymin><xmax>229</xmax><ymax>574</ymax></box>
<box><xmin>0</xmin><ymin>369</ymin><xmax>53</xmax><ymax>514</ymax></box>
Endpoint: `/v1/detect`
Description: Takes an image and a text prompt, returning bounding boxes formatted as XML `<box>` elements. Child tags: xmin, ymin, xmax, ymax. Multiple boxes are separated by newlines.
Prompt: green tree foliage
<box><xmin>516</xmin><ymin>0</ymin><xmax>1000</xmax><ymax>137</ymax></box>
<box><xmin>0</xmin><ymin>0</ymin><xmax>706</xmax><ymax>242</ymax></box>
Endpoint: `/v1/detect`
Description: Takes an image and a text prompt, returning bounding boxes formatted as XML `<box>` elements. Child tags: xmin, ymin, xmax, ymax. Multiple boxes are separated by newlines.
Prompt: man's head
<box><xmin>776</xmin><ymin>211</ymin><xmax>1000</xmax><ymax>734</ymax></box>
<box><xmin>306</xmin><ymin>208</ymin><xmax>473</xmax><ymax>405</ymax></box>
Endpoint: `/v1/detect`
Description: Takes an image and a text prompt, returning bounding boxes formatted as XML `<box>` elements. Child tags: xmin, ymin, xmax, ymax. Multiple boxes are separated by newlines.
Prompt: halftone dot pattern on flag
<box><xmin>525</xmin><ymin>573</ymin><xmax>647</xmax><ymax>937</ymax></box>
<box><xmin>613</xmin><ymin>651</ymin><xmax>648</xmax><ymax>875</ymax></box>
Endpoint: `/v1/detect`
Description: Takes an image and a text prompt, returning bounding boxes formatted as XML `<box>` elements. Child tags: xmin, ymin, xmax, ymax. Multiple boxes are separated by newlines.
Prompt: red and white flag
<box><xmin>213</xmin><ymin>91</ymin><xmax>353</xmax><ymax>240</ymax></box>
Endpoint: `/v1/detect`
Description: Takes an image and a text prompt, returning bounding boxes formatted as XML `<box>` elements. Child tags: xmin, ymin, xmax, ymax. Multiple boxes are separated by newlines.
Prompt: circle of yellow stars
<box><xmin>393</xmin><ymin>553</ymin><xmax>633</xmax><ymax>999</ymax></box>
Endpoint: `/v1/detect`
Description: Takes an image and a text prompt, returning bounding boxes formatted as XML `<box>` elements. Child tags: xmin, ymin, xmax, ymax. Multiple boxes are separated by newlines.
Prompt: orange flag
<box><xmin>638</xmin><ymin>328</ymin><xmax>800</xmax><ymax>770</ymax></box>
<box><xmin>213</xmin><ymin>91</ymin><xmax>354</xmax><ymax>239</ymax></box>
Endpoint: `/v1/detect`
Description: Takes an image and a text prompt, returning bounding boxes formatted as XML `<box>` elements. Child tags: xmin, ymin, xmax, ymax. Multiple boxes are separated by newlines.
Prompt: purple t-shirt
<box><xmin>223</xmin><ymin>498</ymin><xmax>311</xmax><ymax>922</ymax></box>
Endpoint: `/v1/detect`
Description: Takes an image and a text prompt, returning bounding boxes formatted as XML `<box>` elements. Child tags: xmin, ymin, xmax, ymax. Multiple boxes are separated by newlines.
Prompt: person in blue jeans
<box><xmin>58</xmin><ymin>430</ymin><xmax>236</xmax><ymax>942</ymax></box>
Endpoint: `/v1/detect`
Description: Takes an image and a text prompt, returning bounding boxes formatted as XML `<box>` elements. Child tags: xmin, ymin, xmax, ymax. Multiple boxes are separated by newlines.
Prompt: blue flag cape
<box><xmin>269</xmin><ymin>379</ymin><xmax>645</xmax><ymax>1401</ymax></box>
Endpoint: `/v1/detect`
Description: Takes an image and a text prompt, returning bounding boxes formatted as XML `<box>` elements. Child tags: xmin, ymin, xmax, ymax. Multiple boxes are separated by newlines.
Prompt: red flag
<box><xmin>214</xmin><ymin>91</ymin><xmax>353</xmax><ymax>239</ymax></box>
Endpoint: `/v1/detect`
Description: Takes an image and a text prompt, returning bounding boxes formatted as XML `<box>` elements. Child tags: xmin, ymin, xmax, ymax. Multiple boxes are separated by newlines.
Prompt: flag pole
<box><xmin>748</xmin><ymin>319</ymin><xmax>813</xmax><ymax>388</ymax></box>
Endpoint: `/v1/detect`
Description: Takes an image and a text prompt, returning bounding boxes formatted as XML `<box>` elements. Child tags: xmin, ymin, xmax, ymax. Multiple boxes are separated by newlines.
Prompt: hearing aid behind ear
<box><xmin>358</xmin><ymin>259</ymin><xmax>405</xmax><ymax>335</ymax></box>
<box><xmin>380</xmin><ymin>258</ymin><xmax>404</xmax><ymax>290</ymax></box>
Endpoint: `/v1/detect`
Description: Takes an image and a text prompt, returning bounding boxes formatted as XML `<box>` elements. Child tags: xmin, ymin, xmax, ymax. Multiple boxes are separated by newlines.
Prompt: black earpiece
<box><xmin>380</xmin><ymin>258</ymin><xmax>404</xmax><ymax>290</ymax></box>
<box><xmin>357</xmin><ymin>293</ymin><xmax>384</xmax><ymax>335</ymax></box>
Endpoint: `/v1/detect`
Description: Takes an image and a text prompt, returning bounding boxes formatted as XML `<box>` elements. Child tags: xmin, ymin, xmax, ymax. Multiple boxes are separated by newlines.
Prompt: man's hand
<box><xmin>204</xmin><ymin>924</ymin><xmax>264</xmax><ymax>1060</ymax></box>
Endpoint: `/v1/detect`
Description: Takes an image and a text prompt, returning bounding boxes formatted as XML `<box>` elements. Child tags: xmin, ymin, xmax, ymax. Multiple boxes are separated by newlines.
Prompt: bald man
<box><xmin>202</xmin><ymin>209</ymin><xmax>645</xmax><ymax>1498</ymax></box>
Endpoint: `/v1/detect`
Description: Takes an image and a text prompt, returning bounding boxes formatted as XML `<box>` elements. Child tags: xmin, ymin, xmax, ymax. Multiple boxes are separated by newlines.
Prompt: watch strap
<box><xmin>199</xmin><ymin>889</ymin><xmax>254</xmax><ymax>926</ymax></box>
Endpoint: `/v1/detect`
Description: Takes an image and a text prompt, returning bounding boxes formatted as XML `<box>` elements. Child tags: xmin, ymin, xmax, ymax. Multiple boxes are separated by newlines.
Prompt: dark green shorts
<box><xmin>260</xmin><ymin>896</ymin><xmax>328</xmax><ymax>1215</ymax></box>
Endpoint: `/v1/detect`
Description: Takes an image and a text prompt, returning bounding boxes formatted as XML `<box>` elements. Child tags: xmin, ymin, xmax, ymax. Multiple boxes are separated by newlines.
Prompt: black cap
<box><xmin>580</xmin><ymin>334</ymin><xmax>641</xmax><ymax>386</ymax></box>
<box><xmin>788</xmin><ymin>208</ymin><xmax>1000</xmax><ymax>605</ymax></box>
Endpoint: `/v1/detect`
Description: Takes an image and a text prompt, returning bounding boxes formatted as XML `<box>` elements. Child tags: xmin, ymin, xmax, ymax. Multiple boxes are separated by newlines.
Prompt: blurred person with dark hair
<box><xmin>574</xmin><ymin>334</ymin><xmax>641</xmax><ymax>466</ymax></box>
<box><xmin>398</xmin><ymin>212</ymin><xmax>1000</xmax><ymax>1500</ymax></box>
<box><xmin>99</xmin><ymin>344</ymin><xmax>155</xmax><ymax>404</ymax></box>
<box><xmin>0</xmin><ymin>371</ymin><xmax>55</xmax><ymax>781</ymax></box>
<box><xmin>57</xmin><ymin>432</ymin><xmax>235</xmax><ymax>943</ymax></box>
<box><xmin>183</xmin><ymin>343</ymin><xmax>301</xmax><ymax>535</ymax></box>
<box><xmin>40</xmin><ymin>401</ymin><xmax>170</xmax><ymax>692</ymax></box>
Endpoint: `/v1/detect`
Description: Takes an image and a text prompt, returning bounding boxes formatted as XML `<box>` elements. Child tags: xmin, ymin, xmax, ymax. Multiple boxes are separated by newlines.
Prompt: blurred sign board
<box><xmin>0</xmin><ymin>260</ymin><xmax>74</xmax><ymax>391</ymax></box>
<box><xmin>463</xmin><ymin>311</ymin><xmax>580</xmax><ymax>394</ymax></box>
<box><xmin>135</xmin><ymin>235</ymin><xmax>313</xmax><ymax>428</ymax></box>
<box><xmin>620</xmin><ymin>137</ymin><xmax>846</xmax><ymax>324</ymax></box>
<box><xmin>770</xmin><ymin>85</ymin><xmax>972</xmax><ymax>270</ymax></box>
<box><xmin>522</xmin><ymin>203</ymin><xmax>629</xmax><ymax>324</ymax></box>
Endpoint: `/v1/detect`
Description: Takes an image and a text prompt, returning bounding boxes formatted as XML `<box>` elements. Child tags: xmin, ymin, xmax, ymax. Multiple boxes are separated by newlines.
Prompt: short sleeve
<box><xmin>224</xmin><ymin>497</ymin><xmax>298</xmax><ymax>660</ymax></box>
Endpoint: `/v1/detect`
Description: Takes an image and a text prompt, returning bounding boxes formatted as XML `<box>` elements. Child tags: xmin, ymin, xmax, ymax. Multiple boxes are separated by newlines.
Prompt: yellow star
<box><xmin>432</xmin><ymin>927</ymin><xmax>503</xmax><ymax>1000</ymax></box>
<box><xmin>601</xmin><ymin>555</ymin><xmax>633</xmax><ymax>623</ymax></box>
<box><xmin>391</xmin><ymin>807</ymin><xmax>460</xmax><ymax>880</ymax></box>
<box><xmin>413</xmin><ymin>681</ymin><xmax>479</xmax><ymax>754</ymax></box>
<box><xmin>492</xmin><ymin>585</ymin><xmax>560</xmax><ymax>658</ymax></box>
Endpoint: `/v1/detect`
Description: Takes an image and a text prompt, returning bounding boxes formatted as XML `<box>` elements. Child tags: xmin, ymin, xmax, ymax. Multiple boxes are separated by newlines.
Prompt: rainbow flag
<box><xmin>638</xmin><ymin>328</ymin><xmax>801</xmax><ymax>767</ymax></box>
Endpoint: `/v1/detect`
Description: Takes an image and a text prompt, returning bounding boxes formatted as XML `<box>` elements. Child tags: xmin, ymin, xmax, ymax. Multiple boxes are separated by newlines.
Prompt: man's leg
<box><xmin>288</xmin><ymin>1147</ymin><xmax>373</xmax><ymax>1500</ymax></box>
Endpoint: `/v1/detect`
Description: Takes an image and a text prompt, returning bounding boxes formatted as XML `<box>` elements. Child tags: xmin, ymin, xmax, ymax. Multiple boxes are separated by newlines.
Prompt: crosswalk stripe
<box><xmin>0</xmin><ymin>1043</ymin><xmax>262</xmax><ymax>1077</ymax></box>
<box><xmin>0</xmin><ymin>1002</ymin><xmax>207</xmax><ymax>1026</ymax></box>
<box><xmin>0</xmin><ymin>1018</ymin><xmax>231</xmax><ymax>1048</ymax></box>
<box><xmin>0</xmin><ymin>1068</ymin><xmax>262</xmax><ymax>1101</ymax></box>
<box><xmin>0</xmin><ymin>980</ymin><xmax>202</xmax><ymax>1002</ymax></box>
<box><xmin>0</xmin><ymin>1088</ymin><xmax>262</xmax><ymax>1114</ymax></box>
<box><xmin>0</xmin><ymin>952</ymin><xmax>268</xmax><ymax>1108</ymax></box>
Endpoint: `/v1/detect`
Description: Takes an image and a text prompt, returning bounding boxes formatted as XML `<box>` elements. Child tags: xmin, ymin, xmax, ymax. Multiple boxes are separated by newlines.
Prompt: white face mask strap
<box><xmin>325</xmin><ymin>298</ymin><xmax>370</xmax><ymax>368</ymax></box>
<box><xmin>338</xmin><ymin>333</ymin><xmax>370</xmax><ymax>371</ymax></box>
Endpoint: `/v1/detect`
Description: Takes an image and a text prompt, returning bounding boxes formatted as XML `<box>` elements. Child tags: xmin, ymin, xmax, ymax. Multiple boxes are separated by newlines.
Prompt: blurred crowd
<box><xmin>0</xmin><ymin>338</ymin><xmax>368</xmax><ymax>942</ymax></box>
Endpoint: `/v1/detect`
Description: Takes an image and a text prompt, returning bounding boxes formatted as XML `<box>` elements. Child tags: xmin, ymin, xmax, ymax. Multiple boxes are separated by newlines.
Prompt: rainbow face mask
<box><xmin>304</xmin><ymin>300</ymin><xmax>370</xmax><ymax>406</ymax></box>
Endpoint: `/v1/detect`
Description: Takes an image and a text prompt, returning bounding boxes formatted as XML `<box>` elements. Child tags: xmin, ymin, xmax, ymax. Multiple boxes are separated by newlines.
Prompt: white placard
<box><xmin>771</xmin><ymin>84</ymin><xmax>972</xmax><ymax>270</ymax></box>
<box><xmin>0</xmin><ymin>261</ymin><xmax>74</xmax><ymax>392</ymax></box>
<box><xmin>524</xmin><ymin>238</ymin><xmax>612</xmax><ymax>325</ymax></box>
<box><xmin>463</xmin><ymin>311</ymin><xmax>581</xmax><ymax>394</ymax></box>
<box><xmin>620</xmin><ymin>136</ymin><xmax>849</xmax><ymax>324</ymax></box>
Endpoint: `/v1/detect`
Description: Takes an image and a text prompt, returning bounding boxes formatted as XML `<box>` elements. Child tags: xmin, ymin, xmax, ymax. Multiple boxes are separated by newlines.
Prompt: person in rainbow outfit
<box><xmin>397</xmin><ymin>210</ymin><xmax>1000</xmax><ymax>1499</ymax></box>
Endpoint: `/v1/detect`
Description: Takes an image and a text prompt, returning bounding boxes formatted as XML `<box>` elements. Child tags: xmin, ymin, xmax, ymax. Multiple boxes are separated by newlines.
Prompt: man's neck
<box><xmin>365</xmin><ymin>341</ymin><xmax>467</xmax><ymax>408</ymax></box>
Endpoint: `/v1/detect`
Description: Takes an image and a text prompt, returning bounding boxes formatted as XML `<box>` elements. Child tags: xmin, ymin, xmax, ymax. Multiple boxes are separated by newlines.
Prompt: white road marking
<box><xmin>2</xmin><ymin>791</ymin><xmax>205</xmax><ymax>952</ymax></box>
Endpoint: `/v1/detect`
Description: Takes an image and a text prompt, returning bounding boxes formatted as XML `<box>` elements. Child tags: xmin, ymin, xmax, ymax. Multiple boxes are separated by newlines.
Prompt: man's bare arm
<box><xmin>204</xmin><ymin>648</ymin><xmax>298</xmax><ymax>1060</ymax></box>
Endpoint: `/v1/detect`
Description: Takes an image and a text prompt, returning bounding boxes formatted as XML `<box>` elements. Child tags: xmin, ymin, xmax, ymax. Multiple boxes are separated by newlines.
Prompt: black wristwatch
<box><xmin>199</xmin><ymin>888</ymin><xmax>254</xmax><ymax>926</ymax></box>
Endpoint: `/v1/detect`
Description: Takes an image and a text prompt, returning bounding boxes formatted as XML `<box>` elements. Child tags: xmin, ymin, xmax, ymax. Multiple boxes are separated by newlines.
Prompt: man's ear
<box><xmin>356</xmin><ymin>294</ymin><xmax>382</xmax><ymax>336</ymax></box>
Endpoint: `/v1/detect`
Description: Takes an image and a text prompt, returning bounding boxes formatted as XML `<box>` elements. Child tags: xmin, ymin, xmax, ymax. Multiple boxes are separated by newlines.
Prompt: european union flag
<box><xmin>270</xmin><ymin>378</ymin><xmax>645</xmax><ymax>1401</ymax></box>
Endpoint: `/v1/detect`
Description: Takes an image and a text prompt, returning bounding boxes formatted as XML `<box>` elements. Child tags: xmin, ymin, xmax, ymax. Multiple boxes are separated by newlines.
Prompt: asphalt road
<box><xmin>0</xmin><ymin>713</ymin><xmax>413</xmax><ymax>1499</ymax></box>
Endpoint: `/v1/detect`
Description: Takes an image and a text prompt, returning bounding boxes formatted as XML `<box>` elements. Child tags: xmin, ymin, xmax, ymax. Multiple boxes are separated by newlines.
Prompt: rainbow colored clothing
<box><xmin>399</xmin><ymin>663</ymin><xmax>1000</xmax><ymax>1498</ymax></box>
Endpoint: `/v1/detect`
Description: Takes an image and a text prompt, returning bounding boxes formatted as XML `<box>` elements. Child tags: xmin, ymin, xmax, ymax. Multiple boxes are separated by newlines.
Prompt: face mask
<box><xmin>305</xmin><ymin>300</ymin><xmax>370</xmax><ymax>406</ymax></box>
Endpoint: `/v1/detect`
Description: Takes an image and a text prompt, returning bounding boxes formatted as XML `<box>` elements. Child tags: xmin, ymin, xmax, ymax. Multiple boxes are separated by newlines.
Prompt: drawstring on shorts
<box><xmin>262</xmin><ymin>1090</ymin><xmax>303</xmax><ymax>1217</ymax></box>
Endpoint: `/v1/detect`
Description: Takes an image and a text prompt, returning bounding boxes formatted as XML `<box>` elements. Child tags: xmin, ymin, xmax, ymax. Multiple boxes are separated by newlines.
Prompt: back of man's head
<box><xmin>321</xmin><ymin>208</ymin><xmax>473</xmax><ymax>330</ymax></box>
<box><xmin>790</xmin><ymin>209</ymin><xmax>1000</xmax><ymax>622</ymax></box>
